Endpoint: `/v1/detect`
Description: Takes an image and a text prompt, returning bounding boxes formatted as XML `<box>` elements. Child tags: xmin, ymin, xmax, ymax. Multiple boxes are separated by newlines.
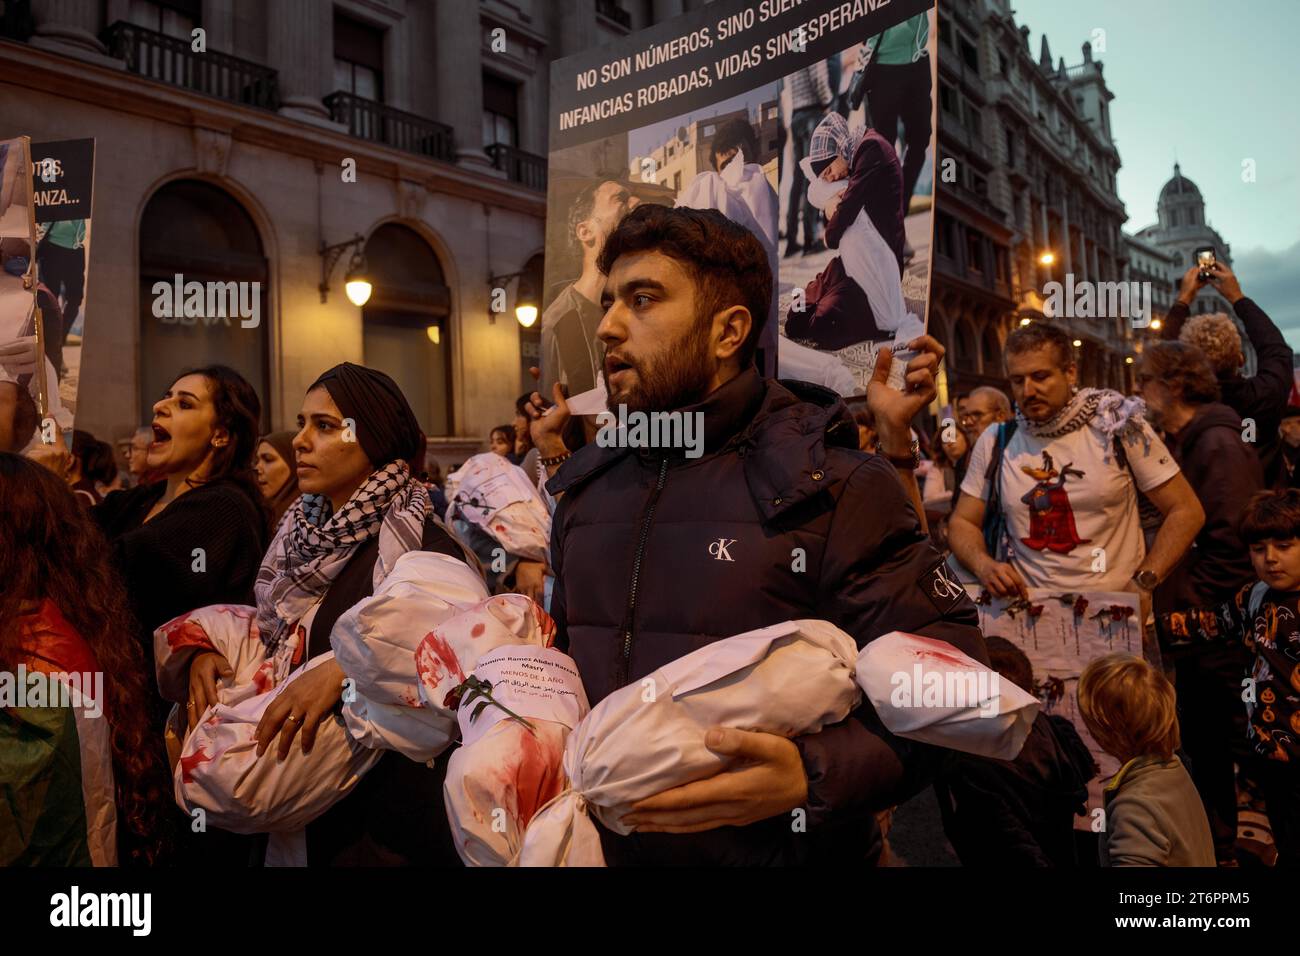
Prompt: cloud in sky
<box><xmin>1234</xmin><ymin>240</ymin><xmax>1300</xmax><ymax>352</ymax></box>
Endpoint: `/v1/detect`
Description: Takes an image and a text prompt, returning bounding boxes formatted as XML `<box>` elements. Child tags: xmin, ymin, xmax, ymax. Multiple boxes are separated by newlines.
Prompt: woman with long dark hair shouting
<box><xmin>92</xmin><ymin>365</ymin><xmax>271</xmax><ymax>715</ymax></box>
<box><xmin>0</xmin><ymin>454</ymin><xmax>171</xmax><ymax>866</ymax></box>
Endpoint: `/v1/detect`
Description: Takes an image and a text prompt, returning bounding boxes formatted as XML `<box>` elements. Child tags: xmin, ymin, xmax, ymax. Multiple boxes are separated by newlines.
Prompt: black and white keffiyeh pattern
<box><xmin>255</xmin><ymin>461</ymin><xmax>429</xmax><ymax>651</ymax></box>
<box><xmin>1017</xmin><ymin>386</ymin><xmax>1152</xmax><ymax>461</ymax></box>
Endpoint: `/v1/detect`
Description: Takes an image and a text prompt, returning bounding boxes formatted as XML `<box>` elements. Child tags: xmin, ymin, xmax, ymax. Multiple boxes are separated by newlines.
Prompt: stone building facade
<box><xmin>1</xmin><ymin>0</ymin><xmax>694</xmax><ymax>465</ymax></box>
<box><xmin>933</xmin><ymin>0</ymin><xmax>1134</xmax><ymax>402</ymax></box>
<box><xmin>1134</xmin><ymin>163</ymin><xmax>1252</xmax><ymax>373</ymax></box>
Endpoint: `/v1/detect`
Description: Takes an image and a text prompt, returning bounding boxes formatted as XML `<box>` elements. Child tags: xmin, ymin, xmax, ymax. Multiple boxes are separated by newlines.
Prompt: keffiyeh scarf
<box><xmin>1017</xmin><ymin>386</ymin><xmax>1151</xmax><ymax>459</ymax></box>
<box><xmin>808</xmin><ymin>113</ymin><xmax>865</xmax><ymax>170</ymax></box>
<box><xmin>255</xmin><ymin>461</ymin><xmax>429</xmax><ymax>651</ymax></box>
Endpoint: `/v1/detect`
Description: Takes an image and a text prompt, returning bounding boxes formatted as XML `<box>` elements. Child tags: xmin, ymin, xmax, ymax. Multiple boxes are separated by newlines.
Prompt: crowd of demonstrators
<box><xmin>12</xmin><ymin>201</ymin><xmax>1300</xmax><ymax>871</ymax></box>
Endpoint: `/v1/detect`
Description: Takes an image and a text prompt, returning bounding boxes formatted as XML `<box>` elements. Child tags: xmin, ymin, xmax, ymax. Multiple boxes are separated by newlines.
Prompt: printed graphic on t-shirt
<box><xmin>1018</xmin><ymin>452</ymin><xmax>1090</xmax><ymax>554</ymax></box>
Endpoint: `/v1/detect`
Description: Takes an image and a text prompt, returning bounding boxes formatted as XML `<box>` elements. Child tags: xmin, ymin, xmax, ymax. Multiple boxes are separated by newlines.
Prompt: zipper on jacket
<box><xmin>619</xmin><ymin>458</ymin><xmax>669</xmax><ymax>687</ymax></box>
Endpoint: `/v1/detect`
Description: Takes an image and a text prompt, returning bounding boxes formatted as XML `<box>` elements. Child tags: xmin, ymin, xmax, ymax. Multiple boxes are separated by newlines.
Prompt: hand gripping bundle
<box><xmin>508</xmin><ymin>625</ymin><xmax>1037</xmax><ymax>867</ymax></box>
<box><xmin>515</xmin><ymin>621</ymin><xmax>860</xmax><ymax>866</ymax></box>
<box><xmin>155</xmin><ymin>552</ymin><xmax>554</xmax><ymax>835</ymax></box>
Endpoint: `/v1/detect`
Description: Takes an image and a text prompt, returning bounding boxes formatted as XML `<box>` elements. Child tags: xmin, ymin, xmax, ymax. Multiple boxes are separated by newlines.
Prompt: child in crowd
<box><xmin>1232</xmin><ymin>490</ymin><xmax>1300</xmax><ymax>865</ymax></box>
<box><xmin>1078</xmin><ymin>654</ymin><xmax>1215</xmax><ymax>866</ymax></box>
<box><xmin>935</xmin><ymin>637</ymin><xmax>1097</xmax><ymax>866</ymax></box>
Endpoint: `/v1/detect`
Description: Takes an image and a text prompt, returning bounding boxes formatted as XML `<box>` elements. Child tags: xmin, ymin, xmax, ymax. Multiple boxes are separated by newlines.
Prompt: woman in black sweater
<box><xmin>93</xmin><ymin>364</ymin><xmax>270</xmax><ymax>720</ymax></box>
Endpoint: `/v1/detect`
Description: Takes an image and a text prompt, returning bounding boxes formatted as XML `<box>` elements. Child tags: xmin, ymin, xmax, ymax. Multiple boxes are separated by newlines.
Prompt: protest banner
<box><xmin>543</xmin><ymin>0</ymin><xmax>937</xmax><ymax>402</ymax></box>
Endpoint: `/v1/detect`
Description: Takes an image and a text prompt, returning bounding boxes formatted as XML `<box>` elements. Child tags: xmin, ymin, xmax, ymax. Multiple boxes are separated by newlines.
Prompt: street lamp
<box><xmin>1150</xmin><ymin>318</ymin><xmax>1163</xmax><ymax>331</ymax></box>
<box><xmin>319</xmin><ymin>234</ymin><xmax>372</xmax><ymax>306</ymax></box>
<box><xmin>488</xmin><ymin>269</ymin><xmax>541</xmax><ymax>328</ymax></box>
<box><xmin>1038</xmin><ymin>251</ymin><xmax>1056</xmax><ymax>266</ymax></box>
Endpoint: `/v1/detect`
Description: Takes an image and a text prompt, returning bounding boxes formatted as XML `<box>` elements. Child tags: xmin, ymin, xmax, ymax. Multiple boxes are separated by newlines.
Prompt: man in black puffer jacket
<box><xmin>527</xmin><ymin>205</ymin><xmax>986</xmax><ymax>865</ymax></box>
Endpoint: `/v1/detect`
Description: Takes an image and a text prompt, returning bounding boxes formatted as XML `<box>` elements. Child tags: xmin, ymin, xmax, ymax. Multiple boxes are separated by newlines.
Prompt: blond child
<box><xmin>1078</xmin><ymin>653</ymin><xmax>1215</xmax><ymax>866</ymax></box>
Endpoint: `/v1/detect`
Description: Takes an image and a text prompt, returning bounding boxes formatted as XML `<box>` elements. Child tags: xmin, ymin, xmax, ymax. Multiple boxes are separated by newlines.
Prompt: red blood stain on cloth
<box><xmin>158</xmin><ymin>615</ymin><xmax>213</xmax><ymax>652</ymax></box>
<box><xmin>416</xmin><ymin>631</ymin><xmax>466</xmax><ymax>689</ymax></box>
<box><xmin>471</xmin><ymin>622</ymin><xmax>486</xmax><ymax>638</ymax></box>
<box><xmin>510</xmin><ymin>725</ymin><xmax>566</xmax><ymax>827</ymax></box>
<box><xmin>180</xmin><ymin>746</ymin><xmax>212</xmax><ymax>784</ymax></box>
<box><xmin>902</xmin><ymin>633</ymin><xmax>977</xmax><ymax>669</ymax></box>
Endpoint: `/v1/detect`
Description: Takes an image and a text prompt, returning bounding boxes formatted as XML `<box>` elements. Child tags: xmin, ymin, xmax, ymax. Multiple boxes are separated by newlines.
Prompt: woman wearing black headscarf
<box><xmin>170</xmin><ymin>363</ymin><xmax>485</xmax><ymax>865</ymax></box>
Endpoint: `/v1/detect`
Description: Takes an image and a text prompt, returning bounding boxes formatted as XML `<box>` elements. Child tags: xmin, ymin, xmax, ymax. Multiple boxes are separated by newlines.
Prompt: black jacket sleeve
<box><xmin>548</xmin><ymin>496</ymin><xmax>570</xmax><ymax>654</ymax></box>
<box><xmin>1160</xmin><ymin>300</ymin><xmax>1190</xmax><ymax>340</ymax></box>
<box><xmin>795</xmin><ymin>455</ymin><xmax>987</xmax><ymax>826</ymax></box>
<box><xmin>1233</xmin><ymin>297</ymin><xmax>1294</xmax><ymax>422</ymax></box>
<box><xmin>1177</xmin><ymin>428</ymin><xmax>1262</xmax><ymax>607</ymax></box>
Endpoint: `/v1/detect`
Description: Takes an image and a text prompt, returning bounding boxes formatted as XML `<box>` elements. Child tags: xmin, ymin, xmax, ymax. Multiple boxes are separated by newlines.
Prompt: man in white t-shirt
<box><xmin>949</xmin><ymin>323</ymin><xmax>1204</xmax><ymax>601</ymax></box>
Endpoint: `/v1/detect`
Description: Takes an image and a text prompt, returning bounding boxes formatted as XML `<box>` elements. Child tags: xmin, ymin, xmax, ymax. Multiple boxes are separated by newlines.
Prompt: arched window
<box><xmin>981</xmin><ymin>324</ymin><xmax>1003</xmax><ymax>377</ymax></box>
<box><xmin>139</xmin><ymin>180</ymin><xmax>269</xmax><ymax>428</ymax></box>
<box><xmin>361</xmin><ymin>224</ymin><xmax>453</xmax><ymax>436</ymax></box>
<box><xmin>953</xmin><ymin>318</ymin><xmax>978</xmax><ymax>373</ymax></box>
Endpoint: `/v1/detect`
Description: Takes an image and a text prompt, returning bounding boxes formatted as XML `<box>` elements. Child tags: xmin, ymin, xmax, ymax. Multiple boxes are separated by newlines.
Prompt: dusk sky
<box><xmin>1014</xmin><ymin>0</ymin><xmax>1300</xmax><ymax>347</ymax></box>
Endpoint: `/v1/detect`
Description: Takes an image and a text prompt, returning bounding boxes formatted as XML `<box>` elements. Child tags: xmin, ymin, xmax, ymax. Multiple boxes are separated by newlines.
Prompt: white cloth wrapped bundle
<box><xmin>414</xmin><ymin>591</ymin><xmax>558</xmax><ymax>743</ymax></box>
<box><xmin>174</xmin><ymin>653</ymin><xmax>381</xmax><ymax>834</ymax></box>
<box><xmin>856</xmin><ymin>631</ymin><xmax>1038</xmax><ymax>760</ymax></box>
<box><xmin>157</xmin><ymin>550</ymin><xmax>506</xmax><ymax>834</ymax></box>
<box><xmin>445</xmin><ymin>452</ymin><xmax>550</xmax><ymax>563</ymax></box>
<box><xmin>332</xmin><ymin>551</ymin><xmax>496</xmax><ymax>761</ymax></box>
<box><xmin>444</xmin><ymin>644</ymin><xmax>589</xmax><ymax>866</ymax></box>
<box><xmin>799</xmin><ymin>154</ymin><xmax>909</xmax><ymax>334</ymax></box>
<box><xmin>516</xmin><ymin>620</ymin><xmax>860</xmax><ymax>867</ymax></box>
<box><xmin>777</xmin><ymin>335</ymin><xmax>859</xmax><ymax>396</ymax></box>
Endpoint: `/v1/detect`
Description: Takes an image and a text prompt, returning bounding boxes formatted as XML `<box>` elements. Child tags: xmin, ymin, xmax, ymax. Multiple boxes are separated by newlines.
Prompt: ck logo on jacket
<box><xmin>708</xmin><ymin>537</ymin><xmax>737</xmax><ymax>562</ymax></box>
<box><xmin>922</xmin><ymin>560</ymin><xmax>966</xmax><ymax>613</ymax></box>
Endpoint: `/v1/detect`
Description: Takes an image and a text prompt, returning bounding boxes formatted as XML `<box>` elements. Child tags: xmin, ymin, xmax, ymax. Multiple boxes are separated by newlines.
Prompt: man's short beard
<box><xmin>606</xmin><ymin>317</ymin><xmax>715</xmax><ymax>415</ymax></box>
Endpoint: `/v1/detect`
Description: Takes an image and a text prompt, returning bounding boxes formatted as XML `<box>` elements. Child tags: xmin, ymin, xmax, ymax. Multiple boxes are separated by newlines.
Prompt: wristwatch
<box><xmin>1132</xmin><ymin>569</ymin><xmax>1158</xmax><ymax>591</ymax></box>
<box><xmin>883</xmin><ymin>439</ymin><xmax>920</xmax><ymax>470</ymax></box>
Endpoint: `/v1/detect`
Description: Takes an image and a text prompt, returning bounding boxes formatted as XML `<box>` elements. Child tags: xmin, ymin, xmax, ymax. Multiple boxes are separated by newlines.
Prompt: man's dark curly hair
<box><xmin>1006</xmin><ymin>321</ymin><xmax>1074</xmax><ymax>369</ymax></box>
<box><xmin>596</xmin><ymin>204</ymin><xmax>771</xmax><ymax>369</ymax></box>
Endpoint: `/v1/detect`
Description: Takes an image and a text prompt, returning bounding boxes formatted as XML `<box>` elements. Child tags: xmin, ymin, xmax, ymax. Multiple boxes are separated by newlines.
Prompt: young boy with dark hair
<box><xmin>1230</xmin><ymin>489</ymin><xmax>1300</xmax><ymax>865</ymax></box>
<box><xmin>935</xmin><ymin>636</ymin><xmax>1098</xmax><ymax>866</ymax></box>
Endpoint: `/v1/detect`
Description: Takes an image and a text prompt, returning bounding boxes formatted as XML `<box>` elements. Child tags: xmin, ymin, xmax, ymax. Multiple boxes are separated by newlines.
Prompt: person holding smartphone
<box><xmin>1160</xmin><ymin>259</ymin><xmax>1293</xmax><ymax>486</ymax></box>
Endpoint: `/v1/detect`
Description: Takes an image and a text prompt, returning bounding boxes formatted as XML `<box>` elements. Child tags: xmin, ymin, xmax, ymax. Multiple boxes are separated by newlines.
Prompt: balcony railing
<box><xmin>102</xmin><ymin>20</ymin><xmax>279</xmax><ymax>110</ymax></box>
<box><xmin>324</xmin><ymin>91</ymin><xmax>455</xmax><ymax>162</ymax></box>
<box><xmin>486</xmin><ymin>143</ymin><xmax>546</xmax><ymax>191</ymax></box>
<box><xmin>596</xmin><ymin>0</ymin><xmax>631</xmax><ymax>29</ymax></box>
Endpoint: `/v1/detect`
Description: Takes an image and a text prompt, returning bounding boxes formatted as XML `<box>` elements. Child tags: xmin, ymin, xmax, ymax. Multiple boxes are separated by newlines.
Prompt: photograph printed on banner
<box><xmin>777</xmin><ymin>10</ymin><xmax>935</xmax><ymax>396</ymax></box>
<box><xmin>540</xmin><ymin>84</ymin><xmax>782</xmax><ymax>404</ymax></box>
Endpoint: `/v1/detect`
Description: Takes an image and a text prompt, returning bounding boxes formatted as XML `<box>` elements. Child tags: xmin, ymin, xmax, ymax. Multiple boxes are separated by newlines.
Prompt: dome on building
<box><xmin>1159</xmin><ymin>162</ymin><xmax>1202</xmax><ymax>203</ymax></box>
